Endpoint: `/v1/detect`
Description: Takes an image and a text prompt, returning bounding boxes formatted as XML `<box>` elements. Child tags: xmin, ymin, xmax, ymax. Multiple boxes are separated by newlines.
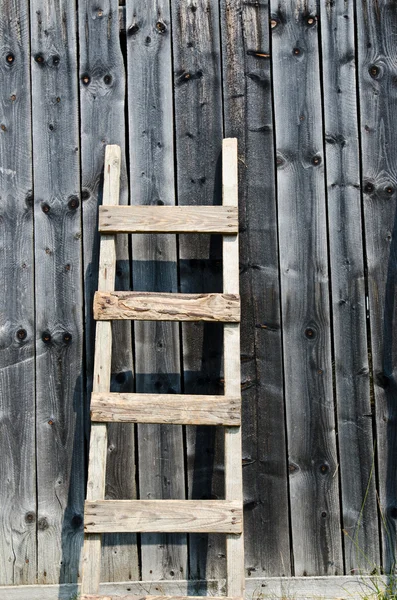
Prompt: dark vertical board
<box><xmin>171</xmin><ymin>0</ymin><xmax>225</xmax><ymax>580</ymax></box>
<box><xmin>319</xmin><ymin>0</ymin><xmax>380</xmax><ymax>574</ymax></box>
<box><xmin>270</xmin><ymin>0</ymin><xmax>343</xmax><ymax>575</ymax></box>
<box><xmin>79</xmin><ymin>0</ymin><xmax>138</xmax><ymax>582</ymax></box>
<box><xmin>0</xmin><ymin>0</ymin><xmax>36</xmax><ymax>585</ymax></box>
<box><xmin>220</xmin><ymin>0</ymin><xmax>291</xmax><ymax>577</ymax></box>
<box><xmin>356</xmin><ymin>0</ymin><xmax>397</xmax><ymax>572</ymax></box>
<box><xmin>126</xmin><ymin>0</ymin><xmax>187</xmax><ymax>580</ymax></box>
<box><xmin>30</xmin><ymin>0</ymin><xmax>84</xmax><ymax>584</ymax></box>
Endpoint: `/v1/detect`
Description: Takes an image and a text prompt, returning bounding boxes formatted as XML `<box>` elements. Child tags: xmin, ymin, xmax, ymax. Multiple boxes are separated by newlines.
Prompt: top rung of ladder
<box><xmin>98</xmin><ymin>205</ymin><xmax>238</xmax><ymax>234</ymax></box>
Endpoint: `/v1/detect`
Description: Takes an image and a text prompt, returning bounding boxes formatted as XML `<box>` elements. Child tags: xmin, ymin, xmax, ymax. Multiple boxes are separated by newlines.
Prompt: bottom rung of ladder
<box><xmin>81</xmin><ymin>596</ymin><xmax>243</xmax><ymax>600</ymax></box>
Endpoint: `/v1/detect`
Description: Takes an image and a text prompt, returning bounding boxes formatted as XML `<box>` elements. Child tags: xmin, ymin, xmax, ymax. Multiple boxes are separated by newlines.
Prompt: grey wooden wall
<box><xmin>1</xmin><ymin>0</ymin><xmax>396</xmax><ymax>587</ymax></box>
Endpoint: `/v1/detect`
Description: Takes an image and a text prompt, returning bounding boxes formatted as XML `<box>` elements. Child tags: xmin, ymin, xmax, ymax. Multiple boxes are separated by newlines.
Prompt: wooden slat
<box><xmin>126</xmin><ymin>0</ymin><xmax>187</xmax><ymax>581</ymax></box>
<box><xmin>270</xmin><ymin>0</ymin><xmax>343</xmax><ymax>575</ymax></box>
<box><xmin>30</xmin><ymin>0</ymin><xmax>84</xmax><ymax>584</ymax></box>
<box><xmin>319</xmin><ymin>0</ymin><xmax>380</xmax><ymax>573</ymax></box>
<box><xmin>0</xmin><ymin>0</ymin><xmax>35</xmax><ymax>585</ymax></box>
<box><xmin>1</xmin><ymin>576</ymin><xmax>395</xmax><ymax>600</ymax></box>
<box><xmin>81</xmin><ymin>596</ymin><xmax>242</xmax><ymax>600</ymax></box>
<box><xmin>99</xmin><ymin>205</ymin><xmax>238</xmax><ymax>233</ymax></box>
<box><xmin>84</xmin><ymin>500</ymin><xmax>242</xmax><ymax>534</ymax></box>
<box><xmin>79</xmin><ymin>0</ymin><xmax>138</xmax><ymax>582</ymax></box>
<box><xmin>90</xmin><ymin>393</ymin><xmax>241</xmax><ymax>425</ymax></box>
<box><xmin>171</xmin><ymin>0</ymin><xmax>226</xmax><ymax>579</ymax></box>
<box><xmin>220</xmin><ymin>0</ymin><xmax>291</xmax><ymax>577</ymax></box>
<box><xmin>81</xmin><ymin>146</ymin><xmax>120</xmax><ymax>595</ymax></box>
<box><xmin>356</xmin><ymin>0</ymin><xmax>397</xmax><ymax>572</ymax></box>
<box><xmin>222</xmin><ymin>139</ymin><xmax>245</xmax><ymax>597</ymax></box>
<box><xmin>94</xmin><ymin>292</ymin><xmax>240</xmax><ymax>322</ymax></box>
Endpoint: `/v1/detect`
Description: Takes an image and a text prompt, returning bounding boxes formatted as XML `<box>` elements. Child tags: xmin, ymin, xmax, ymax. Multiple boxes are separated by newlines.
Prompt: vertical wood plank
<box><xmin>222</xmin><ymin>139</ymin><xmax>244</xmax><ymax>597</ymax></box>
<box><xmin>81</xmin><ymin>146</ymin><xmax>120</xmax><ymax>594</ymax></box>
<box><xmin>78</xmin><ymin>0</ymin><xmax>138</xmax><ymax>582</ymax></box>
<box><xmin>220</xmin><ymin>0</ymin><xmax>291</xmax><ymax>577</ymax></box>
<box><xmin>171</xmin><ymin>0</ymin><xmax>226</xmax><ymax>581</ymax></box>
<box><xmin>319</xmin><ymin>0</ymin><xmax>380</xmax><ymax>574</ymax></box>
<box><xmin>126</xmin><ymin>0</ymin><xmax>187</xmax><ymax>580</ymax></box>
<box><xmin>270</xmin><ymin>0</ymin><xmax>343</xmax><ymax>575</ymax></box>
<box><xmin>30</xmin><ymin>0</ymin><xmax>84</xmax><ymax>583</ymax></box>
<box><xmin>356</xmin><ymin>0</ymin><xmax>397</xmax><ymax>573</ymax></box>
<box><xmin>0</xmin><ymin>0</ymin><xmax>36</xmax><ymax>585</ymax></box>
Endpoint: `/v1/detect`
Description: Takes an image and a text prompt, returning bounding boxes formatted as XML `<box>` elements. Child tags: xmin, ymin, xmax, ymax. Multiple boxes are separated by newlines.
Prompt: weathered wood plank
<box><xmin>356</xmin><ymin>0</ymin><xmax>397</xmax><ymax>572</ymax></box>
<box><xmin>222</xmin><ymin>139</ymin><xmax>244</xmax><ymax>597</ymax></box>
<box><xmin>81</xmin><ymin>596</ymin><xmax>240</xmax><ymax>600</ymax></box>
<box><xmin>0</xmin><ymin>576</ymin><xmax>393</xmax><ymax>600</ymax></box>
<box><xmin>94</xmin><ymin>292</ymin><xmax>240</xmax><ymax>322</ymax></box>
<box><xmin>81</xmin><ymin>146</ymin><xmax>119</xmax><ymax>595</ymax></box>
<box><xmin>171</xmin><ymin>0</ymin><xmax>226</xmax><ymax>580</ymax></box>
<box><xmin>126</xmin><ymin>0</ymin><xmax>187</xmax><ymax>581</ymax></box>
<box><xmin>90</xmin><ymin>393</ymin><xmax>241</xmax><ymax>425</ymax></box>
<box><xmin>319</xmin><ymin>0</ymin><xmax>380</xmax><ymax>574</ymax></box>
<box><xmin>99</xmin><ymin>206</ymin><xmax>238</xmax><ymax>233</ymax></box>
<box><xmin>30</xmin><ymin>0</ymin><xmax>84</xmax><ymax>584</ymax></box>
<box><xmin>270</xmin><ymin>0</ymin><xmax>343</xmax><ymax>575</ymax></box>
<box><xmin>84</xmin><ymin>501</ymin><xmax>242</xmax><ymax>534</ymax></box>
<box><xmin>0</xmin><ymin>0</ymin><xmax>35</xmax><ymax>585</ymax></box>
<box><xmin>220</xmin><ymin>0</ymin><xmax>291</xmax><ymax>577</ymax></box>
<box><xmin>78</xmin><ymin>0</ymin><xmax>138</xmax><ymax>582</ymax></box>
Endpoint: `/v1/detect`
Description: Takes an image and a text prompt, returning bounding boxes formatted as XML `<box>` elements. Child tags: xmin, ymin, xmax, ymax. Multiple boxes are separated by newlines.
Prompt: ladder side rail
<box><xmin>222</xmin><ymin>138</ymin><xmax>245</xmax><ymax>598</ymax></box>
<box><xmin>81</xmin><ymin>145</ymin><xmax>121</xmax><ymax>594</ymax></box>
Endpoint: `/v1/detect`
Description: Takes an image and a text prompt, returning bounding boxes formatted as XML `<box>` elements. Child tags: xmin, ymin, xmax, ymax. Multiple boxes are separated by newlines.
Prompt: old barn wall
<box><xmin>0</xmin><ymin>0</ymin><xmax>396</xmax><ymax>589</ymax></box>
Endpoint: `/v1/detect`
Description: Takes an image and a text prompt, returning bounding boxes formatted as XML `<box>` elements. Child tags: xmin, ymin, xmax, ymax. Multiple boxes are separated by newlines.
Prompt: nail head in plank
<box><xmin>84</xmin><ymin>500</ymin><xmax>243</xmax><ymax>534</ymax></box>
<box><xmin>90</xmin><ymin>393</ymin><xmax>241</xmax><ymax>425</ymax></box>
<box><xmin>98</xmin><ymin>205</ymin><xmax>238</xmax><ymax>233</ymax></box>
<box><xmin>94</xmin><ymin>292</ymin><xmax>240</xmax><ymax>322</ymax></box>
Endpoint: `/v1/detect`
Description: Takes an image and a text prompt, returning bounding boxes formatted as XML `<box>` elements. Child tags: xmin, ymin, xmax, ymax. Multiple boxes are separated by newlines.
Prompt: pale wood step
<box><xmin>90</xmin><ymin>392</ymin><xmax>241</xmax><ymax>425</ymax></box>
<box><xmin>81</xmin><ymin>596</ymin><xmax>242</xmax><ymax>600</ymax></box>
<box><xmin>99</xmin><ymin>205</ymin><xmax>238</xmax><ymax>233</ymax></box>
<box><xmin>84</xmin><ymin>500</ymin><xmax>243</xmax><ymax>534</ymax></box>
<box><xmin>94</xmin><ymin>291</ymin><xmax>240</xmax><ymax>322</ymax></box>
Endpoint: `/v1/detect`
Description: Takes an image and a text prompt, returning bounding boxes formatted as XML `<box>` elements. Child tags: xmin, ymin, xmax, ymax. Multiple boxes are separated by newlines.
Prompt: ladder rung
<box><xmin>90</xmin><ymin>392</ymin><xmax>241</xmax><ymax>425</ymax></box>
<box><xmin>84</xmin><ymin>500</ymin><xmax>243</xmax><ymax>534</ymax></box>
<box><xmin>81</xmin><ymin>596</ymin><xmax>243</xmax><ymax>600</ymax></box>
<box><xmin>94</xmin><ymin>291</ymin><xmax>240</xmax><ymax>322</ymax></box>
<box><xmin>99</xmin><ymin>205</ymin><xmax>238</xmax><ymax>234</ymax></box>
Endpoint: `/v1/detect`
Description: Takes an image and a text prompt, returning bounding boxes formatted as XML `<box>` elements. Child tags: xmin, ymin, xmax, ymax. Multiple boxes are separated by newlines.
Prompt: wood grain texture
<box><xmin>171</xmin><ymin>0</ymin><xmax>226</xmax><ymax>580</ymax></box>
<box><xmin>126</xmin><ymin>0</ymin><xmax>187</xmax><ymax>581</ymax></box>
<box><xmin>356</xmin><ymin>0</ymin><xmax>397</xmax><ymax>572</ymax></box>
<box><xmin>90</xmin><ymin>393</ymin><xmax>241</xmax><ymax>425</ymax></box>
<box><xmin>94</xmin><ymin>292</ymin><xmax>240</xmax><ymax>322</ymax></box>
<box><xmin>81</xmin><ymin>146</ymin><xmax>119</xmax><ymax>595</ymax></box>
<box><xmin>99</xmin><ymin>205</ymin><xmax>238</xmax><ymax>233</ymax></box>
<box><xmin>2</xmin><ymin>576</ymin><xmax>395</xmax><ymax>600</ymax></box>
<box><xmin>0</xmin><ymin>0</ymin><xmax>35</xmax><ymax>585</ymax></box>
<box><xmin>270</xmin><ymin>0</ymin><xmax>343</xmax><ymax>575</ymax></box>
<box><xmin>30</xmin><ymin>0</ymin><xmax>84</xmax><ymax>584</ymax></box>
<box><xmin>222</xmin><ymin>140</ymin><xmax>244</xmax><ymax>597</ymax></box>
<box><xmin>78</xmin><ymin>0</ymin><xmax>138</xmax><ymax>583</ymax></box>
<box><xmin>81</xmin><ymin>596</ymin><xmax>241</xmax><ymax>600</ymax></box>
<box><xmin>319</xmin><ymin>0</ymin><xmax>380</xmax><ymax>574</ymax></box>
<box><xmin>220</xmin><ymin>0</ymin><xmax>291</xmax><ymax>577</ymax></box>
<box><xmin>84</xmin><ymin>501</ymin><xmax>242</xmax><ymax>534</ymax></box>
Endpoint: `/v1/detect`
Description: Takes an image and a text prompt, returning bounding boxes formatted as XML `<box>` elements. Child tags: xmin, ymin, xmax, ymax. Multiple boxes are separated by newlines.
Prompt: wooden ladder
<box><xmin>81</xmin><ymin>140</ymin><xmax>244</xmax><ymax>600</ymax></box>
